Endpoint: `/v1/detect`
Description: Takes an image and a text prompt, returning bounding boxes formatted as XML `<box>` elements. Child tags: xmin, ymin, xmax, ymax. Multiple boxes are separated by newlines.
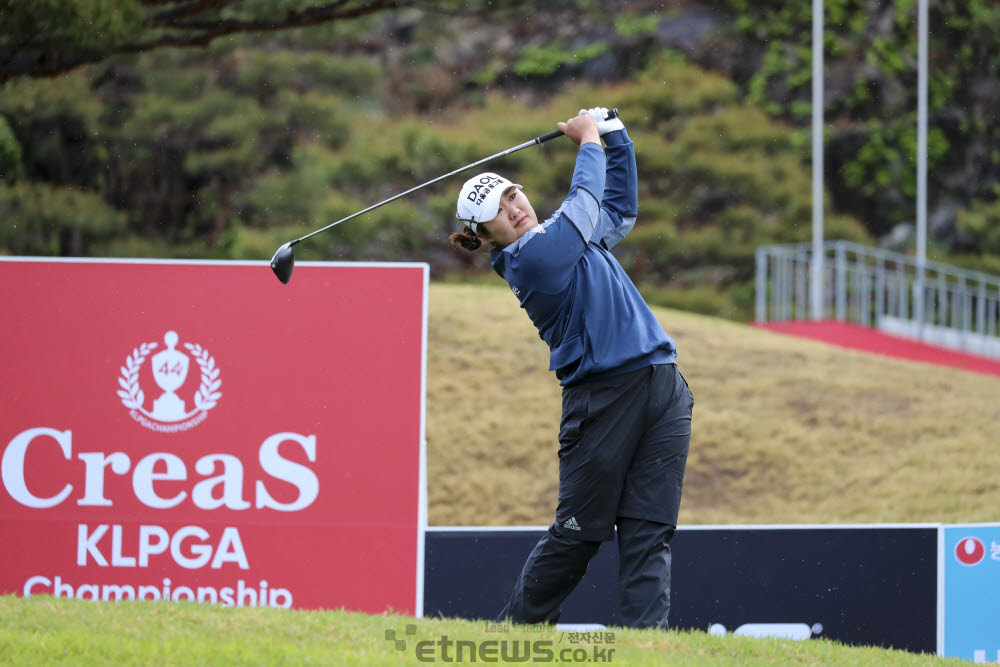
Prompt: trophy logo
<box><xmin>118</xmin><ymin>330</ymin><xmax>222</xmax><ymax>433</ymax></box>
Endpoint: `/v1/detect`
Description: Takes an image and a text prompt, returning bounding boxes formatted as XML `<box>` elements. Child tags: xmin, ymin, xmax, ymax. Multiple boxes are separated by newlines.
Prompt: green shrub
<box><xmin>233</xmin><ymin>50</ymin><xmax>385</xmax><ymax>98</ymax></box>
<box><xmin>956</xmin><ymin>199</ymin><xmax>1000</xmax><ymax>253</ymax></box>
<box><xmin>0</xmin><ymin>182</ymin><xmax>126</xmax><ymax>256</ymax></box>
<box><xmin>614</xmin><ymin>14</ymin><xmax>661</xmax><ymax>38</ymax></box>
<box><xmin>0</xmin><ymin>116</ymin><xmax>23</xmax><ymax>180</ymax></box>
<box><xmin>617</xmin><ymin>53</ymin><xmax>738</xmax><ymax>125</ymax></box>
<box><xmin>513</xmin><ymin>42</ymin><xmax>610</xmax><ymax>78</ymax></box>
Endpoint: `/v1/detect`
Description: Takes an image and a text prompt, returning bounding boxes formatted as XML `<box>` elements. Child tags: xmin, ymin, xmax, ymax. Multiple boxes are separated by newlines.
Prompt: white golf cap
<box><xmin>456</xmin><ymin>172</ymin><xmax>522</xmax><ymax>232</ymax></box>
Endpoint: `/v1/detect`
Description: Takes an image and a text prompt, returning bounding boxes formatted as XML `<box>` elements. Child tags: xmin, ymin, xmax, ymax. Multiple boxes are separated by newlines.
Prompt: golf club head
<box><xmin>270</xmin><ymin>242</ymin><xmax>295</xmax><ymax>284</ymax></box>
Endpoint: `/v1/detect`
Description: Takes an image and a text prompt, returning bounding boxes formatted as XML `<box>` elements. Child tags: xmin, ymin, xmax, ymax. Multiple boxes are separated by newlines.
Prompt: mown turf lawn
<box><xmin>0</xmin><ymin>595</ymin><xmax>966</xmax><ymax>666</ymax></box>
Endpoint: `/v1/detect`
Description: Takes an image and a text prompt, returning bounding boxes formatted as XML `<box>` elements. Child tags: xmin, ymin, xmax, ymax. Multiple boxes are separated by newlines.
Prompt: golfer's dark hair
<box><xmin>449</xmin><ymin>225</ymin><xmax>486</xmax><ymax>252</ymax></box>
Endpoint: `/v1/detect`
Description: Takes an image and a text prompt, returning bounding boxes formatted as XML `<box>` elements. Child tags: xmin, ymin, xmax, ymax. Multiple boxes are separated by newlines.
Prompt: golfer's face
<box><xmin>483</xmin><ymin>186</ymin><xmax>537</xmax><ymax>247</ymax></box>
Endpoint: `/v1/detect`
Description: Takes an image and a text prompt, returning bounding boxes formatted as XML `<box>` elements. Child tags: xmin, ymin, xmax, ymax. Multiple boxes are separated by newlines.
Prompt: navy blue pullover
<box><xmin>490</xmin><ymin>129</ymin><xmax>677</xmax><ymax>385</ymax></box>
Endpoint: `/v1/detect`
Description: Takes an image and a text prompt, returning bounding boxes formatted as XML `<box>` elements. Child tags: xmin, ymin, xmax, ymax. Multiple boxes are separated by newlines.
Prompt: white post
<box><xmin>915</xmin><ymin>0</ymin><xmax>928</xmax><ymax>337</ymax></box>
<box><xmin>810</xmin><ymin>0</ymin><xmax>825</xmax><ymax>321</ymax></box>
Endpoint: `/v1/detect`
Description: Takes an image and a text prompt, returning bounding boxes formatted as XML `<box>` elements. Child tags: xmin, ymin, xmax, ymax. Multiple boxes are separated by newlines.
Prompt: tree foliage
<box><xmin>0</xmin><ymin>181</ymin><xmax>126</xmax><ymax>256</ymax></box>
<box><xmin>714</xmin><ymin>0</ymin><xmax>1000</xmax><ymax>241</ymax></box>
<box><xmin>0</xmin><ymin>0</ymin><xmax>531</xmax><ymax>83</ymax></box>
<box><xmin>0</xmin><ymin>0</ymin><xmax>997</xmax><ymax>320</ymax></box>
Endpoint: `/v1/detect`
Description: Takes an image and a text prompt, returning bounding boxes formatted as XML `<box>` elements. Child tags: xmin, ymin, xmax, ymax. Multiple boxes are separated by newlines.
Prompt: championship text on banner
<box><xmin>0</xmin><ymin>258</ymin><xmax>428</xmax><ymax>613</ymax></box>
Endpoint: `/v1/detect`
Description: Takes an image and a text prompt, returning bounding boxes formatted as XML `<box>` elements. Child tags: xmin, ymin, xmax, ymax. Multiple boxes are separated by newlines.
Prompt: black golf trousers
<box><xmin>498</xmin><ymin>362</ymin><xmax>693</xmax><ymax>629</ymax></box>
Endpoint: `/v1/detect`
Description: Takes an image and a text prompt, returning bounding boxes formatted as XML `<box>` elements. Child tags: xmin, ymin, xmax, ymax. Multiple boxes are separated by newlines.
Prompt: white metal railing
<box><xmin>755</xmin><ymin>240</ymin><xmax>1000</xmax><ymax>359</ymax></box>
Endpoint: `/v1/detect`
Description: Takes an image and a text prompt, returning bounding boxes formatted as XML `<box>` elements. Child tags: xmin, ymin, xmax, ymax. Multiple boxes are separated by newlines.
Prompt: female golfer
<box><xmin>451</xmin><ymin>108</ymin><xmax>693</xmax><ymax>630</ymax></box>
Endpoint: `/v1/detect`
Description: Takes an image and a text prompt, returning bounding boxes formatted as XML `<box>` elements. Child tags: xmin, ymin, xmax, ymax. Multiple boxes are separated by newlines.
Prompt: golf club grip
<box><xmin>536</xmin><ymin>130</ymin><xmax>564</xmax><ymax>143</ymax></box>
<box><xmin>535</xmin><ymin>108</ymin><xmax>620</xmax><ymax>144</ymax></box>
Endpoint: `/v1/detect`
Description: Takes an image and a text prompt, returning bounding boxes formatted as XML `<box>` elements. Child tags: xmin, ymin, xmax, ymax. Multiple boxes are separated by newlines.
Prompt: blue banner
<box><xmin>943</xmin><ymin>524</ymin><xmax>1000</xmax><ymax>661</ymax></box>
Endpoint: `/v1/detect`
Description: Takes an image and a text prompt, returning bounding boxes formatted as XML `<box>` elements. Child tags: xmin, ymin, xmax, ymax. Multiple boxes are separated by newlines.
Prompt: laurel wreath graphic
<box><xmin>116</xmin><ymin>339</ymin><xmax>222</xmax><ymax>417</ymax></box>
<box><xmin>117</xmin><ymin>342</ymin><xmax>159</xmax><ymax>410</ymax></box>
<box><xmin>184</xmin><ymin>342</ymin><xmax>222</xmax><ymax>411</ymax></box>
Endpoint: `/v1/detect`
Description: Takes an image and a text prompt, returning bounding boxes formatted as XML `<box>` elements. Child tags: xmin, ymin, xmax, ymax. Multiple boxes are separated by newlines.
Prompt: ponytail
<box><xmin>449</xmin><ymin>225</ymin><xmax>489</xmax><ymax>252</ymax></box>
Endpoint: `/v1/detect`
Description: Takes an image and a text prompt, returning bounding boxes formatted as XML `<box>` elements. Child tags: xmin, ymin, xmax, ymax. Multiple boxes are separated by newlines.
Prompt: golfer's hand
<box><xmin>557</xmin><ymin>114</ymin><xmax>601</xmax><ymax>147</ymax></box>
<box><xmin>579</xmin><ymin>107</ymin><xmax>624</xmax><ymax>135</ymax></box>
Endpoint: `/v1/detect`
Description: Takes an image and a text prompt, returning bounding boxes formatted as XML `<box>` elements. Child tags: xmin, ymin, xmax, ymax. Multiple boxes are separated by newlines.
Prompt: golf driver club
<box><xmin>269</xmin><ymin>108</ymin><xmax>619</xmax><ymax>284</ymax></box>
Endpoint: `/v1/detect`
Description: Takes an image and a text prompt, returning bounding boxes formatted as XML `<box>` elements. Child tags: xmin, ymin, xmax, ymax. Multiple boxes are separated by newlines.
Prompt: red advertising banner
<box><xmin>0</xmin><ymin>258</ymin><xmax>427</xmax><ymax>614</ymax></box>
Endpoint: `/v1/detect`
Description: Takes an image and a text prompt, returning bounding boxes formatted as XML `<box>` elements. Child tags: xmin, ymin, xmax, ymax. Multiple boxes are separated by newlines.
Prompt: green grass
<box><xmin>0</xmin><ymin>595</ymin><xmax>963</xmax><ymax>666</ymax></box>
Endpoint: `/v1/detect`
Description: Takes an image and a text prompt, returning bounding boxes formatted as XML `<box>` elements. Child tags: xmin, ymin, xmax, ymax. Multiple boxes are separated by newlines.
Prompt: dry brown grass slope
<box><xmin>426</xmin><ymin>283</ymin><xmax>1000</xmax><ymax>527</ymax></box>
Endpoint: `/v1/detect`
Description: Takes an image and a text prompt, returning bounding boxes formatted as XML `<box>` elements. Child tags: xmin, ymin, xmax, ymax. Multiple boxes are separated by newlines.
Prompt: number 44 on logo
<box><xmin>117</xmin><ymin>330</ymin><xmax>222</xmax><ymax>433</ymax></box>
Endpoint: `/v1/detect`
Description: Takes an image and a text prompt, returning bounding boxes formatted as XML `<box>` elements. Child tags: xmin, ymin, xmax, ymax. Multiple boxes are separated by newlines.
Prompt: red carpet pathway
<box><xmin>754</xmin><ymin>320</ymin><xmax>1000</xmax><ymax>379</ymax></box>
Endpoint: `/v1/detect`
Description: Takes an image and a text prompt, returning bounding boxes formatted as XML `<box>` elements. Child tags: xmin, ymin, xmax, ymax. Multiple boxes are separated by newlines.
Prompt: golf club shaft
<box><xmin>290</xmin><ymin>108</ymin><xmax>618</xmax><ymax>246</ymax></box>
